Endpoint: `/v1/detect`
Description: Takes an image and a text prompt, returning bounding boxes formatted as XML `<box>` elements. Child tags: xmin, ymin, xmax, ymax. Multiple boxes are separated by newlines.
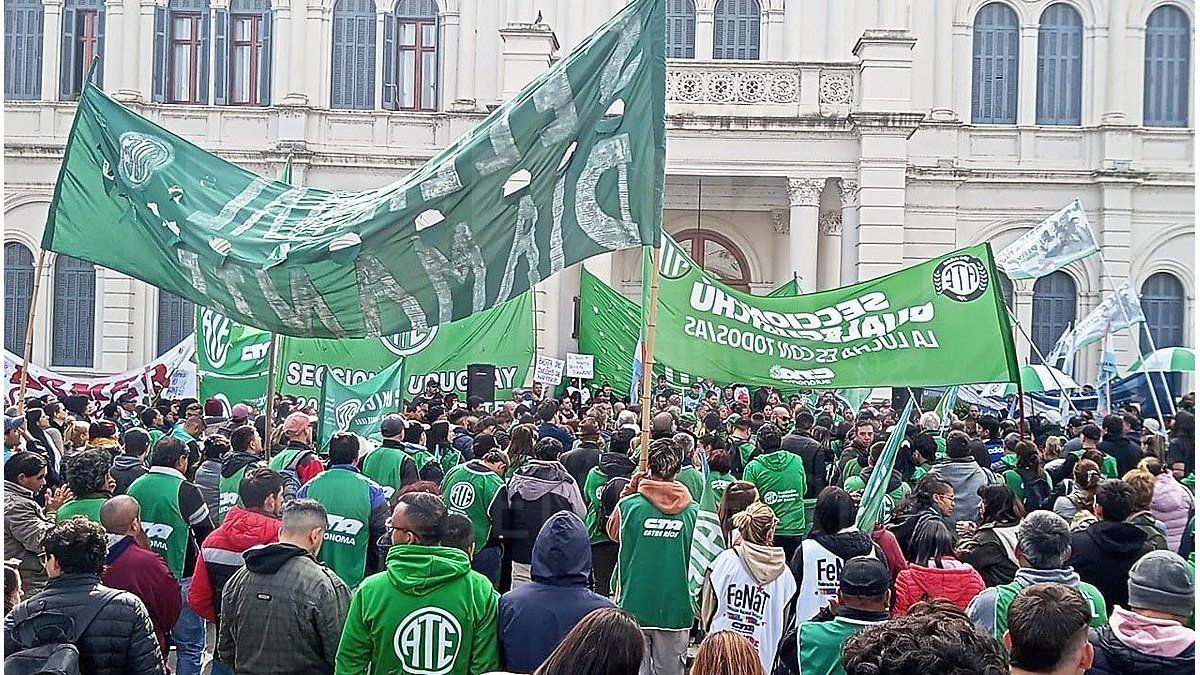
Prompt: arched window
<box><xmin>666</xmin><ymin>0</ymin><xmax>695</xmax><ymax>59</ymax></box>
<box><xmin>153</xmin><ymin>0</ymin><xmax>211</xmax><ymax>104</ymax></box>
<box><xmin>999</xmin><ymin>274</ymin><xmax>1014</xmax><ymax>310</ymax></box>
<box><xmin>331</xmin><ymin>0</ymin><xmax>377</xmax><ymax>109</ymax></box>
<box><xmin>1036</xmin><ymin>3</ymin><xmax>1083</xmax><ymax>125</ymax></box>
<box><xmin>1141</xmin><ymin>272</ymin><xmax>1186</xmax><ymax>394</ymax></box>
<box><xmin>60</xmin><ymin>0</ymin><xmax>105</xmax><ymax>99</ymax></box>
<box><xmin>1031</xmin><ymin>271</ymin><xmax>1076</xmax><ymax>361</ymax></box>
<box><xmin>1144</xmin><ymin>4</ymin><xmax>1190</xmax><ymax>127</ymax></box>
<box><xmin>971</xmin><ymin>2</ymin><xmax>1019</xmax><ymax>124</ymax></box>
<box><xmin>157</xmin><ymin>290</ymin><xmax>194</xmax><ymax>356</ymax></box>
<box><xmin>5</xmin><ymin>0</ymin><xmax>44</xmax><ymax>100</ymax></box>
<box><xmin>674</xmin><ymin>229</ymin><xmax>752</xmax><ymax>291</ymax></box>
<box><xmin>384</xmin><ymin>0</ymin><xmax>438</xmax><ymax>111</ymax></box>
<box><xmin>51</xmin><ymin>254</ymin><xmax>96</xmax><ymax>367</ymax></box>
<box><xmin>713</xmin><ymin>0</ymin><xmax>759</xmax><ymax>60</ymax></box>
<box><xmin>4</xmin><ymin>243</ymin><xmax>35</xmax><ymax>355</ymax></box>
<box><xmin>217</xmin><ymin>0</ymin><xmax>273</xmax><ymax>105</ymax></box>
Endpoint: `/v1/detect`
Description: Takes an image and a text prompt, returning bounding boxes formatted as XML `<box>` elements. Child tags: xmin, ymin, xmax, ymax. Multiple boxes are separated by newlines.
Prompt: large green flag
<box><xmin>319</xmin><ymin>358</ymin><xmax>406</xmax><ymax>449</ymax></box>
<box><xmin>651</xmin><ymin>236</ymin><xmax>1019</xmax><ymax>389</ymax></box>
<box><xmin>198</xmin><ymin>372</ymin><xmax>269</xmax><ymax>412</ymax></box>
<box><xmin>42</xmin><ymin>0</ymin><xmax>665</xmax><ymax>338</ymax></box>
<box><xmin>687</xmin><ymin>454</ymin><xmax>724</xmax><ymax>612</ymax></box>
<box><xmin>766</xmin><ymin>276</ymin><xmax>801</xmax><ymax>298</ymax></box>
<box><xmin>194</xmin><ymin>293</ymin><xmax>535</xmax><ymax>408</ymax></box>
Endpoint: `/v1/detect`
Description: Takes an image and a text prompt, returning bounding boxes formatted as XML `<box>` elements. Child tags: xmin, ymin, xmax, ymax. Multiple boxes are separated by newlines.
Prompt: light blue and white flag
<box><xmin>997</xmin><ymin>199</ymin><xmax>1100</xmax><ymax>280</ymax></box>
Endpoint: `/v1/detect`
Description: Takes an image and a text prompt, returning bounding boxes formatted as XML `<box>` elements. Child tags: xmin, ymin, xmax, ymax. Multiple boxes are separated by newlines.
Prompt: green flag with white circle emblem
<box><xmin>318</xmin><ymin>358</ymin><xmax>405</xmax><ymax>449</ymax></box>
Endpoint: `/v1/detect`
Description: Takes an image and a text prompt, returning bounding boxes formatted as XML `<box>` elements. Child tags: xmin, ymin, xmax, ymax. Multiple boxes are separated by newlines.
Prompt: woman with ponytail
<box><xmin>699</xmin><ymin>501</ymin><xmax>797</xmax><ymax>674</ymax></box>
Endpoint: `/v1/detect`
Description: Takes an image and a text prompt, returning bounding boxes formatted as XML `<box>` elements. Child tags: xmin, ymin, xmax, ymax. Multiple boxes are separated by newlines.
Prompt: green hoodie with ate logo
<box><xmin>743</xmin><ymin>450</ymin><xmax>808</xmax><ymax>536</ymax></box>
<box><xmin>334</xmin><ymin>544</ymin><xmax>500</xmax><ymax>675</ymax></box>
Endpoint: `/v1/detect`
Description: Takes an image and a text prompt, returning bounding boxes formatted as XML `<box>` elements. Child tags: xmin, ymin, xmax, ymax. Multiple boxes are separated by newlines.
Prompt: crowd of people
<box><xmin>1</xmin><ymin>375</ymin><xmax>1195</xmax><ymax>674</ymax></box>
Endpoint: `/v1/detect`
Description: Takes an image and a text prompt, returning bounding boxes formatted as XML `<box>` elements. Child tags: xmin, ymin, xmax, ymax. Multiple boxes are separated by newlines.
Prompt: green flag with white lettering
<box><xmin>42</xmin><ymin>0</ymin><xmax>665</xmax><ymax>338</ymax></box>
<box><xmin>319</xmin><ymin>358</ymin><xmax>405</xmax><ymax>449</ymax></box>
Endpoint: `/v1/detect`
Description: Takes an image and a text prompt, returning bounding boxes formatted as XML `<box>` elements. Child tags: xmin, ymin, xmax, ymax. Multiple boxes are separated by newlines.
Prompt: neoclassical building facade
<box><xmin>4</xmin><ymin>0</ymin><xmax>1195</xmax><ymax>391</ymax></box>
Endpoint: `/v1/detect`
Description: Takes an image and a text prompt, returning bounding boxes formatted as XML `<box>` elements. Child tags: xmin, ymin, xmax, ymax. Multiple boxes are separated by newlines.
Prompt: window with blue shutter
<box><xmin>971</xmin><ymin>2</ymin><xmax>1019</xmax><ymax>124</ymax></box>
<box><xmin>156</xmin><ymin>0</ymin><xmax>211</xmax><ymax>104</ymax></box>
<box><xmin>217</xmin><ymin>0</ymin><xmax>271</xmax><ymax>105</ymax></box>
<box><xmin>1140</xmin><ymin>272</ymin><xmax>1185</xmax><ymax>395</ymax></box>
<box><xmin>666</xmin><ymin>0</ymin><xmax>695</xmax><ymax>59</ymax></box>
<box><xmin>331</xmin><ymin>0</ymin><xmax>377</xmax><ymax>109</ymax></box>
<box><xmin>4</xmin><ymin>243</ymin><xmax>35</xmax><ymax>355</ymax></box>
<box><xmin>1144</xmin><ymin>5</ymin><xmax>1190</xmax><ymax>128</ymax></box>
<box><xmin>1036</xmin><ymin>3</ymin><xmax>1083</xmax><ymax>125</ymax></box>
<box><xmin>384</xmin><ymin>0</ymin><xmax>438</xmax><ymax>111</ymax></box>
<box><xmin>1031</xmin><ymin>271</ymin><xmax>1076</xmax><ymax>361</ymax></box>
<box><xmin>5</xmin><ymin>0</ymin><xmax>44</xmax><ymax>100</ymax></box>
<box><xmin>156</xmin><ymin>290</ymin><xmax>194</xmax><ymax>356</ymax></box>
<box><xmin>51</xmin><ymin>254</ymin><xmax>96</xmax><ymax>368</ymax></box>
<box><xmin>59</xmin><ymin>0</ymin><xmax>104</xmax><ymax>99</ymax></box>
<box><xmin>713</xmin><ymin>0</ymin><xmax>759</xmax><ymax>60</ymax></box>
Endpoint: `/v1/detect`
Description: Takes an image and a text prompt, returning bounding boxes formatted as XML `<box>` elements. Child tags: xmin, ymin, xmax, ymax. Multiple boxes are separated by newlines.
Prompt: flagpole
<box><xmin>1095</xmin><ymin>254</ymin><xmax>1172</xmax><ymax>421</ymax></box>
<box><xmin>638</xmin><ymin>245</ymin><xmax>663</xmax><ymax>472</ymax></box>
<box><xmin>1004</xmin><ymin>307</ymin><xmax>1080</xmax><ymax>415</ymax></box>
<box><xmin>263</xmin><ymin>334</ymin><xmax>279</xmax><ymax>459</ymax></box>
<box><xmin>16</xmin><ymin>251</ymin><xmax>49</xmax><ymax>412</ymax></box>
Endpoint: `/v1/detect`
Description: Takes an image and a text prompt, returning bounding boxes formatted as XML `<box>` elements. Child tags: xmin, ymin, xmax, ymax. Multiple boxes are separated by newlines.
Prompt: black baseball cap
<box><xmin>380</xmin><ymin>414</ymin><xmax>407</xmax><ymax>438</ymax></box>
<box><xmin>840</xmin><ymin>556</ymin><xmax>891</xmax><ymax>597</ymax></box>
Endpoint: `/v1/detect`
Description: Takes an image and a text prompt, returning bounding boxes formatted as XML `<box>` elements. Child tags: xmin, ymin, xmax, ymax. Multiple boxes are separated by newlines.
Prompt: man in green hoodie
<box><xmin>607</xmin><ymin>438</ymin><xmax>697</xmax><ymax>675</ymax></box>
<box><xmin>335</xmin><ymin>491</ymin><xmax>499</xmax><ymax>675</ymax></box>
<box><xmin>743</xmin><ymin>423</ymin><xmax>808</xmax><ymax>559</ymax></box>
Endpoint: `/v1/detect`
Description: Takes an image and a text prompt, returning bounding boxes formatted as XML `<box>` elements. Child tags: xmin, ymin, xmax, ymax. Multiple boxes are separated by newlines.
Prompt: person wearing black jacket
<box><xmin>4</xmin><ymin>517</ymin><xmax>166</xmax><ymax>674</ymax></box>
<box><xmin>783</xmin><ymin>412</ymin><xmax>830</xmax><ymax>499</ymax></box>
<box><xmin>111</xmin><ymin>428</ymin><xmax>150</xmax><ymax>496</ymax></box>
<box><xmin>560</xmin><ymin>418</ymin><xmax>605</xmax><ymax>500</ymax></box>
<box><xmin>1067</xmin><ymin>480</ymin><xmax>1154</xmax><ymax>613</ymax></box>
<box><xmin>586</xmin><ymin>435</ymin><xmax>636</xmax><ymax>597</ymax></box>
<box><xmin>1098</xmin><ymin>415</ymin><xmax>1142</xmax><ymax>478</ymax></box>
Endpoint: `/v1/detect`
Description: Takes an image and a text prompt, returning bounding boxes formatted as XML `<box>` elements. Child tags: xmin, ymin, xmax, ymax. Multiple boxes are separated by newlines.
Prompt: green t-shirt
<box><xmin>55</xmin><ymin>496</ymin><xmax>106</xmax><ymax>523</ymax></box>
<box><xmin>744</xmin><ymin>450</ymin><xmax>808</xmax><ymax>536</ymax></box>
<box><xmin>614</xmin><ymin>493</ymin><xmax>698</xmax><ymax>629</ymax></box>
<box><xmin>441</xmin><ymin>462</ymin><xmax>505</xmax><ymax>552</ymax></box>
<box><xmin>301</xmin><ymin>468</ymin><xmax>376</xmax><ymax>588</ymax></box>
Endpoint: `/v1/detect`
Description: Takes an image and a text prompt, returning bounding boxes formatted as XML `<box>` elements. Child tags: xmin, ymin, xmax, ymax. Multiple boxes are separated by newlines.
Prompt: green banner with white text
<box><xmin>319</xmin><ymin>359</ymin><xmax>405</xmax><ymax>448</ymax></box>
<box><xmin>651</xmin><ymin>238</ymin><xmax>1020</xmax><ymax>389</ymax></box>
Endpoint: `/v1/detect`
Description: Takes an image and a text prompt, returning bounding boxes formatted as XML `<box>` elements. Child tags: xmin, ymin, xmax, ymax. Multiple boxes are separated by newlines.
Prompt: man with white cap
<box><xmin>1087</xmin><ymin>550</ymin><xmax>1195</xmax><ymax>672</ymax></box>
<box><xmin>267</xmin><ymin>412</ymin><xmax>324</xmax><ymax>500</ymax></box>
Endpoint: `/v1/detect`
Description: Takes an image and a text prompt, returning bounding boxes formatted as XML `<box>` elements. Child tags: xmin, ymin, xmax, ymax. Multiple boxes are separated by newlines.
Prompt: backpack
<box><xmin>4</xmin><ymin>588</ymin><xmax>119</xmax><ymax>675</ymax></box>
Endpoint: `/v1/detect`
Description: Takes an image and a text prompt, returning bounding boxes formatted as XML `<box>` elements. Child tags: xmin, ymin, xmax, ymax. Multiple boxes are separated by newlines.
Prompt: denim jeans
<box><xmin>211</xmin><ymin>659</ymin><xmax>233</xmax><ymax>675</ymax></box>
<box><xmin>172</xmin><ymin>577</ymin><xmax>205</xmax><ymax>675</ymax></box>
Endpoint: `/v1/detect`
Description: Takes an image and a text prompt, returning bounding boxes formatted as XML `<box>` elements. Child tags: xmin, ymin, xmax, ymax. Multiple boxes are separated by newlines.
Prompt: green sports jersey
<box><xmin>55</xmin><ymin>496</ymin><xmax>106</xmax><ymax>523</ymax></box>
<box><xmin>441</xmin><ymin>462</ymin><xmax>505</xmax><ymax>552</ymax></box>
<box><xmin>361</xmin><ymin>444</ymin><xmax>408</xmax><ymax>502</ymax></box>
<box><xmin>744</xmin><ymin>450</ymin><xmax>808</xmax><ymax>536</ymax></box>
<box><xmin>302</xmin><ymin>469</ymin><xmax>376</xmax><ymax>588</ymax></box>
<box><xmin>127</xmin><ymin>470</ymin><xmax>190</xmax><ymax>579</ymax></box>
<box><xmin>614</xmin><ymin>493</ymin><xmax>697</xmax><ymax>629</ymax></box>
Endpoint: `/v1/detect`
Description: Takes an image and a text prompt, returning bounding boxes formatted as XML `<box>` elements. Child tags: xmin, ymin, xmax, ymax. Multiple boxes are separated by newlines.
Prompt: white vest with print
<box><xmin>706</xmin><ymin>547</ymin><xmax>797</xmax><ymax>674</ymax></box>
<box><xmin>793</xmin><ymin>534</ymin><xmax>879</xmax><ymax>624</ymax></box>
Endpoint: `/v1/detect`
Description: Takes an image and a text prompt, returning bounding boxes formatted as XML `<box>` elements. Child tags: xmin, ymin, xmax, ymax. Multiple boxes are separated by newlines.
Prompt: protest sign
<box><xmin>43</xmin><ymin>0</ymin><xmax>666</xmax><ymax>337</ymax></box>
<box><xmin>534</xmin><ymin>355</ymin><xmax>566</xmax><ymax>386</ymax></box>
<box><xmin>319</xmin><ymin>359</ymin><xmax>405</xmax><ymax>448</ymax></box>
<box><xmin>4</xmin><ymin>338</ymin><xmax>195</xmax><ymax>406</ymax></box>
<box><xmin>566</xmin><ymin>353</ymin><xmax>595</xmax><ymax>379</ymax></box>
<box><xmin>651</xmin><ymin>238</ymin><xmax>1020</xmax><ymax>389</ymax></box>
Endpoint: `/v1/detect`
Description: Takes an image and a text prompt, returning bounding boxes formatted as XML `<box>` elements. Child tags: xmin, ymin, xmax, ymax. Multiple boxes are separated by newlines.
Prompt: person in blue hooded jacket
<box><xmin>497</xmin><ymin>511</ymin><xmax>615</xmax><ymax>672</ymax></box>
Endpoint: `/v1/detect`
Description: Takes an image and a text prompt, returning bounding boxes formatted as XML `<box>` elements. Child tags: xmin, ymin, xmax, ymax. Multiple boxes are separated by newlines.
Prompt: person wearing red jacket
<box><xmin>99</xmin><ymin>494</ymin><xmax>182</xmax><ymax>660</ymax></box>
<box><xmin>893</xmin><ymin>518</ymin><xmax>985</xmax><ymax>615</ymax></box>
<box><xmin>189</xmin><ymin>467</ymin><xmax>284</xmax><ymax>624</ymax></box>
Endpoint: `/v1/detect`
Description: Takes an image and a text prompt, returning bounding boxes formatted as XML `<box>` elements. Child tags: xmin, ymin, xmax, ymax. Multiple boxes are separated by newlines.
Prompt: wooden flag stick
<box><xmin>638</xmin><ymin>245</ymin><xmax>663</xmax><ymax>472</ymax></box>
<box><xmin>263</xmin><ymin>333</ymin><xmax>279</xmax><ymax>459</ymax></box>
<box><xmin>17</xmin><ymin>251</ymin><xmax>48</xmax><ymax>413</ymax></box>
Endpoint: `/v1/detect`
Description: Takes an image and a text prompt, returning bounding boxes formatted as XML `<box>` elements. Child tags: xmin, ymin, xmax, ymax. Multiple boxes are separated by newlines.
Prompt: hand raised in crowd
<box><xmin>44</xmin><ymin>485</ymin><xmax>74</xmax><ymax>513</ymax></box>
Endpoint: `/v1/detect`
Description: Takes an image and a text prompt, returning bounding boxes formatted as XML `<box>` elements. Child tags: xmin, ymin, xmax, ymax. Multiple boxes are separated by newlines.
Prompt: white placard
<box><xmin>533</xmin><ymin>354</ymin><xmax>565</xmax><ymax>386</ymax></box>
<box><xmin>565</xmin><ymin>353</ymin><xmax>594</xmax><ymax>379</ymax></box>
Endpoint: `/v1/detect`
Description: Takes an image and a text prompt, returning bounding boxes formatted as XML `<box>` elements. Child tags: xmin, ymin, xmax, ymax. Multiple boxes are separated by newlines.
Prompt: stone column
<box><xmin>135</xmin><ymin>0</ymin><xmax>156</xmax><ymax>100</ymax></box>
<box><xmin>498</xmin><ymin>23</ymin><xmax>558</xmax><ymax>99</ymax></box>
<box><xmin>41</xmin><ymin>0</ymin><xmax>63</xmax><ymax>101</ymax></box>
<box><xmin>771</xmin><ymin>209</ymin><xmax>790</xmax><ymax>283</ymax></box>
<box><xmin>817</xmin><ymin>211</ymin><xmax>842</xmax><ymax>291</ymax></box>
<box><xmin>695</xmin><ymin>4</ymin><xmax>714</xmax><ymax>59</ymax></box>
<box><xmin>272</xmin><ymin>4</ymin><xmax>292</xmax><ymax>104</ymax></box>
<box><xmin>373</xmin><ymin>10</ymin><xmax>386</xmax><ymax>109</ymax></box>
<box><xmin>765</xmin><ymin>8</ymin><xmax>785</xmax><ymax>61</ymax></box>
<box><xmin>453</xmin><ymin>0</ymin><xmax>477</xmax><ymax>109</ymax></box>
<box><xmin>930</xmin><ymin>0</ymin><xmax>954</xmax><ymax>120</ymax></box>
<box><xmin>1099</xmin><ymin>181</ymin><xmax>1137</xmax><ymax>369</ymax></box>
<box><xmin>786</xmin><ymin>178</ymin><xmax>823</xmax><ymax>294</ymax></box>
<box><xmin>783</xmin><ymin>0</ymin><xmax>803</xmax><ymax>60</ymax></box>
<box><xmin>440</xmin><ymin>9</ymin><xmax>461</xmax><ymax>106</ymax></box>
<box><xmin>1102</xmin><ymin>0</ymin><xmax>1127</xmax><ymax>124</ymax></box>
<box><xmin>102</xmin><ymin>0</ymin><xmax>123</xmax><ymax>94</ymax></box>
<box><xmin>838</xmin><ymin>179</ymin><xmax>859</xmax><ymax>286</ymax></box>
<box><xmin>1017</xmin><ymin>24</ymin><xmax>1038</xmax><ymax>125</ymax></box>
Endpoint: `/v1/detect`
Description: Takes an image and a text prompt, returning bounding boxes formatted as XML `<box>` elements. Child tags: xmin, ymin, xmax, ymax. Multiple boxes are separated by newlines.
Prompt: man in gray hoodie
<box><xmin>928</xmin><ymin>431</ymin><xmax>994</xmax><ymax>529</ymax></box>
<box><xmin>967</xmin><ymin>511</ymin><xmax>1109</xmax><ymax>646</ymax></box>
